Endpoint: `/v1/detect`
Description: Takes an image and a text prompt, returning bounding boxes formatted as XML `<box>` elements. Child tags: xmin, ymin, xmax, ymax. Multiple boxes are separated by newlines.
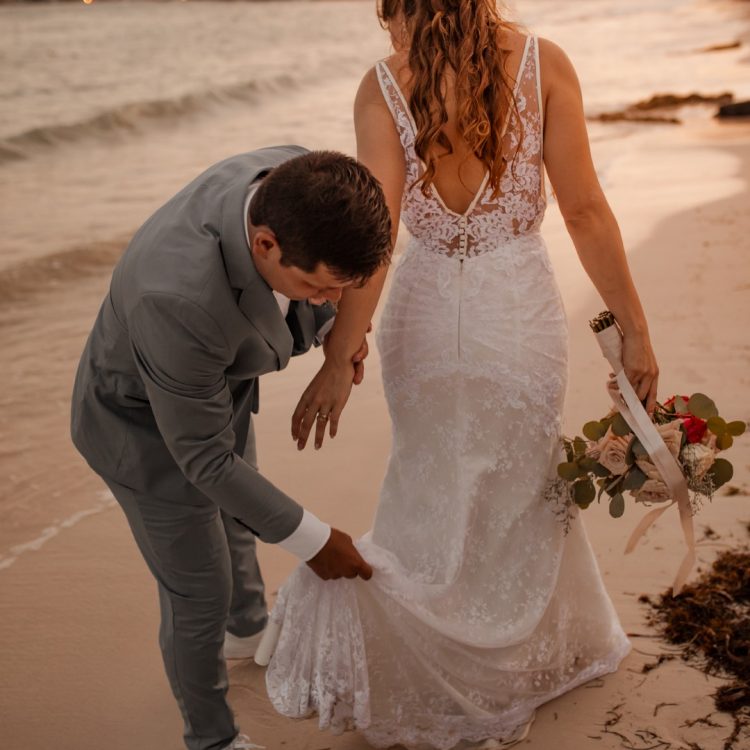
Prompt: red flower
<box><xmin>682</xmin><ymin>415</ymin><xmax>707</xmax><ymax>444</ymax></box>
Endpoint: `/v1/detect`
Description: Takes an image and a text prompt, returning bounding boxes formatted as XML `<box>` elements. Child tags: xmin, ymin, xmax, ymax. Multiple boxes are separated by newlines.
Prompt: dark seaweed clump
<box><xmin>641</xmin><ymin>550</ymin><xmax>749</xmax><ymax>708</ymax></box>
<box><xmin>640</xmin><ymin>549</ymin><xmax>750</xmax><ymax>747</ymax></box>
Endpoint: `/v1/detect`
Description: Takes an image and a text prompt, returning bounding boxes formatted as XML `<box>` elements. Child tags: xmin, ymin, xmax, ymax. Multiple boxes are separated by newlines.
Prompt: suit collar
<box><xmin>220</xmin><ymin>167</ymin><xmax>293</xmax><ymax>370</ymax></box>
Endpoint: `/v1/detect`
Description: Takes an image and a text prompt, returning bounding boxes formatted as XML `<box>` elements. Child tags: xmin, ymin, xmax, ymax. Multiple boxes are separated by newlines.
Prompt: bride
<box><xmin>260</xmin><ymin>0</ymin><xmax>658</xmax><ymax>747</ymax></box>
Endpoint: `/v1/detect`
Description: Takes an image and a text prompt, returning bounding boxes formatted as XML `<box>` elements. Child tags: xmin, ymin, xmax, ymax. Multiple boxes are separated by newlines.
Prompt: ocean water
<box><xmin>1</xmin><ymin>0</ymin><xmax>749</xmax><ymax>277</ymax></box>
<box><xmin>0</xmin><ymin>0</ymin><xmax>748</xmax><ymax>565</ymax></box>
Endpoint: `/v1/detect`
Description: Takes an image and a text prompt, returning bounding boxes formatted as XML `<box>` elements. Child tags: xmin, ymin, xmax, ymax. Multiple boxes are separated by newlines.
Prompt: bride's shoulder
<box><xmin>355</xmin><ymin>53</ymin><xmax>409</xmax><ymax>112</ymax></box>
<box><xmin>537</xmin><ymin>37</ymin><xmax>579</xmax><ymax>82</ymax></box>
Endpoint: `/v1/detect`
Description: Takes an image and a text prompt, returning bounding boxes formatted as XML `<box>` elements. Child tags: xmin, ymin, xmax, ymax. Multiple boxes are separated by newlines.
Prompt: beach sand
<box><xmin>1</xmin><ymin>118</ymin><xmax>749</xmax><ymax>750</ymax></box>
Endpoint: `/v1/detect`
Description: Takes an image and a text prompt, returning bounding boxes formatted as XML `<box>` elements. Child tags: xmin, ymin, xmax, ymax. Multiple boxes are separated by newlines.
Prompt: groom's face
<box><xmin>250</xmin><ymin>227</ymin><xmax>352</xmax><ymax>304</ymax></box>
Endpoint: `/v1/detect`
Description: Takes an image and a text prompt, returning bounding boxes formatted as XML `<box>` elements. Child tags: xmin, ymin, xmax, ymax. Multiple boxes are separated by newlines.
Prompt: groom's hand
<box><xmin>307</xmin><ymin>528</ymin><xmax>373</xmax><ymax>581</ymax></box>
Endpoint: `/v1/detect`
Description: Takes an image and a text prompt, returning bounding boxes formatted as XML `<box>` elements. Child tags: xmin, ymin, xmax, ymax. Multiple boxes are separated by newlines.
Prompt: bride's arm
<box><xmin>292</xmin><ymin>67</ymin><xmax>406</xmax><ymax>450</ymax></box>
<box><xmin>539</xmin><ymin>38</ymin><xmax>659</xmax><ymax>412</ymax></box>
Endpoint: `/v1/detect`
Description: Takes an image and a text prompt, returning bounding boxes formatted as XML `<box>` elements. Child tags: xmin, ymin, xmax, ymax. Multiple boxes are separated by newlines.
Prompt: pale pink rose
<box><xmin>636</xmin><ymin>458</ymin><xmax>661</xmax><ymax>482</ymax></box>
<box><xmin>597</xmin><ymin>429</ymin><xmax>631</xmax><ymax>476</ymax></box>
<box><xmin>655</xmin><ymin>420</ymin><xmax>683</xmax><ymax>460</ymax></box>
<box><xmin>634</xmin><ymin>478</ymin><xmax>671</xmax><ymax>503</ymax></box>
<box><xmin>681</xmin><ymin>443</ymin><xmax>715</xmax><ymax>480</ymax></box>
<box><xmin>586</xmin><ymin>442</ymin><xmax>602</xmax><ymax>461</ymax></box>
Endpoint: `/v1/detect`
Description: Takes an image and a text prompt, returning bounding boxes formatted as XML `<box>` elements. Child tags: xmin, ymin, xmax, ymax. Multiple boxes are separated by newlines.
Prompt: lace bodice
<box><xmin>375</xmin><ymin>35</ymin><xmax>546</xmax><ymax>260</ymax></box>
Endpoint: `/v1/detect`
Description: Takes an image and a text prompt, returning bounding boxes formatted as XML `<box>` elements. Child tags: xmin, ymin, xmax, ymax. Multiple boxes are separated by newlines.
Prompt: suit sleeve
<box><xmin>128</xmin><ymin>292</ymin><xmax>304</xmax><ymax>543</ymax></box>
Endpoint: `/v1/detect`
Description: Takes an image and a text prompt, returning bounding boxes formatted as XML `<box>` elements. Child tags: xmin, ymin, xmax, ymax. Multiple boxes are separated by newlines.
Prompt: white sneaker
<box><xmin>223</xmin><ymin>629</ymin><xmax>264</xmax><ymax>660</ymax></box>
<box><xmin>222</xmin><ymin>733</ymin><xmax>265</xmax><ymax>750</ymax></box>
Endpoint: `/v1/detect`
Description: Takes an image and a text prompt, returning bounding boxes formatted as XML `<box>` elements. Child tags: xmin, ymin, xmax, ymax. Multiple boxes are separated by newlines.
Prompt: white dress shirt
<box><xmin>243</xmin><ymin>182</ymin><xmax>332</xmax><ymax>561</ymax></box>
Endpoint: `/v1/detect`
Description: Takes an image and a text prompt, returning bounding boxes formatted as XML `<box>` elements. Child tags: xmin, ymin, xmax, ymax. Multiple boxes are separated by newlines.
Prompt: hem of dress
<box><xmin>273</xmin><ymin>632</ymin><xmax>632</xmax><ymax>750</ymax></box>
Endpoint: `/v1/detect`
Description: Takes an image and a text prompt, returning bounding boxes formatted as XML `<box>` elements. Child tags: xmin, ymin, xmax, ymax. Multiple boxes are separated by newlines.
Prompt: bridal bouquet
<box><xmin>553</xmin><ymin>311</ymin><xmax>746</xmax><ymax>594</ymax></box>
<box><xmin>557</xmin><ymin>392</ymin><xmax>744</xmax><ymax>519</ymax></box>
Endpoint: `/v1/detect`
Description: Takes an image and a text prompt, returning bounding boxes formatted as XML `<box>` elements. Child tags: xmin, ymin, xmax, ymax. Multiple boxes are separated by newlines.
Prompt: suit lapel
<box><xmin>285</xmin><ymin>301</ymin><xmax>316</xmax><ymax>354</ymax></box>
<box><xmin>237</xmin><ymin>281</ymin><xmax>293</xmax><ymax>371</ymax></box>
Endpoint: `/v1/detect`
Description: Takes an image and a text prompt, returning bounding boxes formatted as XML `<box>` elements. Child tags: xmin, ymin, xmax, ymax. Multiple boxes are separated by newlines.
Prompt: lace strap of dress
<box><xmin>375</xmin><ymin>61</ymin><xmax>419</xmax><ymax>165</ymax></box>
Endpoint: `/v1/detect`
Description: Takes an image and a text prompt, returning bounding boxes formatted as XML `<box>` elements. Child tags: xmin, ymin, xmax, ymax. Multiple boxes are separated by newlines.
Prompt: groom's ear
<box><xmin>250</xmin><ymin>226</ymin><xmax>279</xmax><ymax>259</ymax></box>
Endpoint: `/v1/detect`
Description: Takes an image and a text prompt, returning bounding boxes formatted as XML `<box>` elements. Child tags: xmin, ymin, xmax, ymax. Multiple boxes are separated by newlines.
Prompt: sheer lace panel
<box><xmin>375</xmin><ymin>35</ymin><xmax>546</xmax><ymax>260</ymax></box>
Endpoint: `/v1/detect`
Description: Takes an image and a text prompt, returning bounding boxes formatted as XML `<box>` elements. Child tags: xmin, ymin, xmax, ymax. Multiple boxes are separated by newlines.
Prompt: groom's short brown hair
<box><xmin>249</xmin><ymin>151</ymin><xmax>392</xmax><ymax>284</ymax></box>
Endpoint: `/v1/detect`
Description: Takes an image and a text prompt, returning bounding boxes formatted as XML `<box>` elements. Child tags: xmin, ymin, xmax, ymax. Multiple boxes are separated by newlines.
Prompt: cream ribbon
<box><xmin>595</xmin><ymin>325</ymin><xmax>695</xmax><ymax>595</ymax></box>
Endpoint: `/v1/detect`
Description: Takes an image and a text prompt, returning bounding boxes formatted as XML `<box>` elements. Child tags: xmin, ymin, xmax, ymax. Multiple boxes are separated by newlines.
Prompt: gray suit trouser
<box><xmin>103</xmin><ymin>435</ymin><xmax>267</xmax><ymax>750</ymax></box>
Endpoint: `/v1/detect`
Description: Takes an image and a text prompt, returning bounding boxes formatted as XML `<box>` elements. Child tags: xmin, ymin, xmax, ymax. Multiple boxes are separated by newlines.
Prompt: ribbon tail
<box><xmin>671</xmin><ymin>547</ymin><xmax>697</xmax><ymax>597</ymax></box>
<box><xmin>624</xmin><ymin>502</ymin><xmax>674</xmax><ymax>554</ymax></box>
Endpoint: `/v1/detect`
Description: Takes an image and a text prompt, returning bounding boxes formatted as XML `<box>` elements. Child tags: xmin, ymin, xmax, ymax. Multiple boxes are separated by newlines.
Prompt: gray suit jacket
<box><xmin>71</xmin><ymin>146</ymin><xmax>334</xmax><ymax>543</ymax></box>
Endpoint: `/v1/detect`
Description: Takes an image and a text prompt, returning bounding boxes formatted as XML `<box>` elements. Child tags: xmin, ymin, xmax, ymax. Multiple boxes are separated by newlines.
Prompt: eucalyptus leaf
<box><xmin>564</xmin><ymin>442</ymin><xmax>574</xmax><ymax>462</ymax></box>
<box><xmin>557</xmin><ymin>462</ymin><xmax>580</xmax><ymax>481</ymax></box>
<box><xmin>578</xmin><ymin>456</ymin><xmax>599</xmax><ymax>472</ymax></box>
<box><xmin>573</xmin><ymin>437</ymin><xmax>587</xmax><ymax>457</ymax></box>
<box><xmin>573</xmin><ymin>479</ymin><xmax>596</xmax><ymax>506</ymax></box>
<box><xmin>673</xmin><ymin>397</ymin><xmax>689</xmax><ymax>415</ymax></box>
<box><xmin>707</xmin><ymin>458</ymin><xmax>733</xmax><ymax>489</ymax></box>
<box><xmin>706</xmin><ymin>416</ymin><xmax>727</xmax><ymax>435</ymax></box>
<box><xmin>583</xmin><ymin>421</ymin><xmax>606</xmax><ymax>441</ymax></box>
<box><xmin>687</xmin><ymin>393</ymin><xmax>718</xmax><ymax>419</ymax></box>
<box><xmin>727</xmin><ymin>421</ymin><xmax>747</xmax><ymax>437</ymax></box>
<box><xmin>611</xmin><ymin>412</ymin><xmax>632</xmax><ymax>437</ymax></box>
<box><xmin>717</xmin><ymin>433</ymin><xmax>734</xmax><ymax>451</ymax></box>
<box><xmin>622</xmin><ymin>467</ymin><xmax>648</xmax><ymax>491</ymax></box>
<box><xmin>592</xmin><ymin>461</ymin><xmax>611</xmax><ymax>477</ymax></box>
<box><xmin>604</xmin><ymin>476</ymin><xmax>624</xmax><ymax>497</ymax></box>
<box><xmin>609</xmin><ymin>493</ymin><xmax>625</xmax><ymax>518</ymax></box>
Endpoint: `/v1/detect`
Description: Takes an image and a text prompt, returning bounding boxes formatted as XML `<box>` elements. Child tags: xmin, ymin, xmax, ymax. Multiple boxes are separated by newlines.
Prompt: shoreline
<box><xmin>0</xmin><ymin>124</ymin><xmax>748</xmax><ymax>748</ymax></box>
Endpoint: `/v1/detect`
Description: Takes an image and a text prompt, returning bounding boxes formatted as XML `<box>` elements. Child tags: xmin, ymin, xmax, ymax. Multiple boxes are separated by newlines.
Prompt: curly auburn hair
<box><xmin>378</xmin><ymin>0</ymin><xmax>522</xmax><ymax>199</ymax></box>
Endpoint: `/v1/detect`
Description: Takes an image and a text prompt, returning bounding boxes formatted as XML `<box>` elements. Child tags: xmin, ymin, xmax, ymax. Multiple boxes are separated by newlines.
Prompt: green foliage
<box><xmin>583</xmin><ymin>421</ymin><xmax>607</xmax><ymax>441</ymax></box>
<box><xmin>673</xmin><ymin>397</ymin><xmax>689</xmax><ymax>415</ymax></box>
<box><xmin>717</xmin><ymin>433</ymin><xmax>734</xmax><ymax>450</ymax></box>
<box><xmin>622</xmin><ymin>467</ymin><xmax>648</xmax><ymax>491</ymax></box>
<box><xmin>557</xmin><ymin>462</ymin><xmax>580</xmax><ymax>481</ymax></box>
<box><xmin>687</xmin><ymin>393</ymin><xmax>719</xmax><ymax>419</ymax></box>
<box><xmin>609</xmin><ymin>493</ymin><xmax>625</xmax><ymax>518</ymax></box>
<box><xmin>727</xmin><ymin>421</ymin><xmax>746</xmax><ymax>437</ymax></box>
<box><xmin>573</xmin><ymin>436</ymin><xmax>587</xmax><ymax>457</ymax></box>
<box><xmin>611</xmin><ymin>412</ymin><xmax>632</xmax><ymax>437</ymax></box>
<box><xmin>707</xmin><ymin>458</ymin><xmax>733</xmax><ymax>489</ymax></box>
<box><xmin>573</xmin><ymin>478</ymin><xmax>596</xmax><ymax>507</ymax></box>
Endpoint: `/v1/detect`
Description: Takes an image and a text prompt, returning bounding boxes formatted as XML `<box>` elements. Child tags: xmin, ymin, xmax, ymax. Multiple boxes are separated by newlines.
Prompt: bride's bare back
<box><xmin>382</xmin><ymin>29</ymin><xmax>532</xmax><ymax>215</ymax></box>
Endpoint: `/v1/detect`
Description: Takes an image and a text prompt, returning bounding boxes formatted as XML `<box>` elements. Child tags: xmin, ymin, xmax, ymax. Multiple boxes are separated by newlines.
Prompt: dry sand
<box><xmin>0</xmin><ymin>120</ymin><xmax>749</xmax><ymax>750</ymax></box>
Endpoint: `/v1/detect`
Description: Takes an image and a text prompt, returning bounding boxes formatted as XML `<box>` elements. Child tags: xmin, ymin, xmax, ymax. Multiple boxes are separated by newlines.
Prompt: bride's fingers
<box><xmin>314</xmin><ymin>411</ymin><xmax>330</xmax><ymax>450</ymax></box>
<box><xmin>329</xmin><ymin>401</ymin><xmax>345</xmax><ymax>440</ymax></box>
<box><xmin>291</xmin><ymin>398</ymin><xmax>310</xmax><ymax>440</ymax></box>
<box><xmin>646</xmin><ymin>376</ymin><xmax>659</xmax><ymax>415</ymax></box>
<box><xmin>297</xmin><ymin>403</ymin><xmax>321</xmax><ymax>450</ymax></box>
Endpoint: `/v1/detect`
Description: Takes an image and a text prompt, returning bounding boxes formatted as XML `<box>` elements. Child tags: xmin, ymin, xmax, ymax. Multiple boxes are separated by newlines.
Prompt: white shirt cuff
<box><xmin>314</xmin><ymin>316</ymin><xmax>335</xmax><ymax>346</ymax></box>
<box><xmin>277</xmin><ymin>509</ymin><xmax>331</xmax><ymax>561</ymax></box>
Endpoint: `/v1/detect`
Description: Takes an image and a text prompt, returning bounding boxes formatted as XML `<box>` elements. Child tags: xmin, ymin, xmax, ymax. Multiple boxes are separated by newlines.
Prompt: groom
<box><xmin>70</xmin><ymin>146</ymin><xmax>391</xmax><ymax>750</ymax></box>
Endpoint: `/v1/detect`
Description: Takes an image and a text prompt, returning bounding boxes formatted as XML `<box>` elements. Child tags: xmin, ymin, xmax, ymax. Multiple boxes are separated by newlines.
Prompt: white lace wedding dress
<box><xmin>264</xmin><ymin>36</ymin><xmax>631</xmax><ymax>749</ymax></box>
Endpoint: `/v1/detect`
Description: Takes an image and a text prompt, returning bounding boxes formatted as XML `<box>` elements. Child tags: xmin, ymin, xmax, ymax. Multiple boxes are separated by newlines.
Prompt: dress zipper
<box><xmin>457</xmin><ymin>216</ymin><xmax>467</xmax><ymax>360</ymax></box>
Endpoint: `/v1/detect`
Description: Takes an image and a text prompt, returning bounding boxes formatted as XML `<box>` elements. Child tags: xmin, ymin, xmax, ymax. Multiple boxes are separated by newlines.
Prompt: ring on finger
<box><xmin>316</xmin><ymin>412</ymin><xmax>330</xmax><ymax>422</ymax></box>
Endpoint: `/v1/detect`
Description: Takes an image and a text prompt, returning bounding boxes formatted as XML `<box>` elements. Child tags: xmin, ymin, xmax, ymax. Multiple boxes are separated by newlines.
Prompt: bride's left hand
<box><xmin>620</xmin><ymin>330</ymin><xmax>659</xmax><ymax>414</ymax></box>
<box><xmin>293</xmin><ymin>331</ymin><xmax>371</xmax><ymax>450</ymax></box>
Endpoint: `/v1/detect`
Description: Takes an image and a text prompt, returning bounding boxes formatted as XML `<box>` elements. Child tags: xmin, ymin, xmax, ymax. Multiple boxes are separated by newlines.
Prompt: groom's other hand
<box><xmin>307</xmin><ymin>528</ymin><xmax>373</xmax><ymax>581</ymax></box>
